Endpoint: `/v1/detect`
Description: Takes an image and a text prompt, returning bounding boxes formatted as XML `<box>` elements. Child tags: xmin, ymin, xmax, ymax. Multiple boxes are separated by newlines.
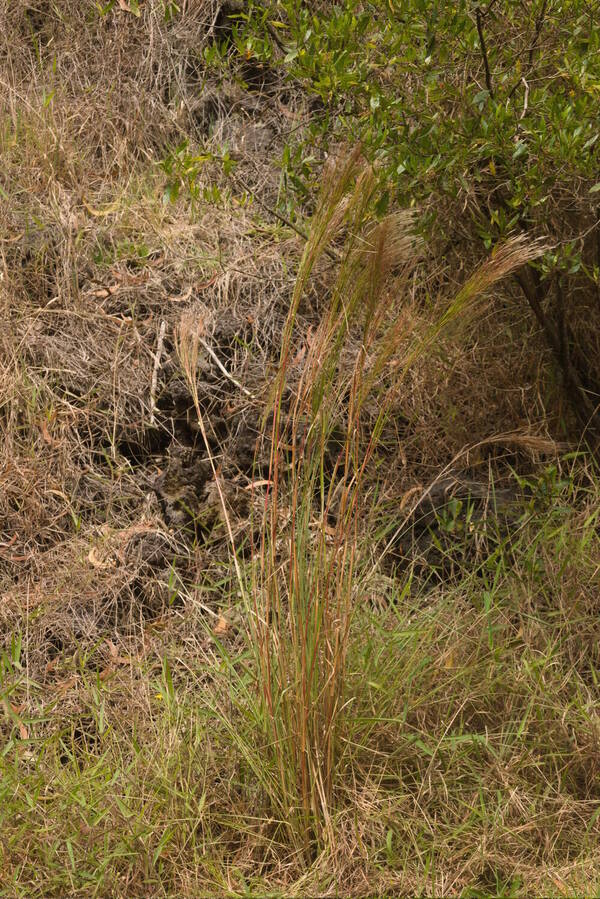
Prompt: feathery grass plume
<box><xmin>267</xmin><ymin>146</ymin><xmax>371</xmax><ymax>434</ymax></box>
<box><xmin>401</xmin><ymin>234</ymin><xmax>551</xmax><ymax>376</ymax></box>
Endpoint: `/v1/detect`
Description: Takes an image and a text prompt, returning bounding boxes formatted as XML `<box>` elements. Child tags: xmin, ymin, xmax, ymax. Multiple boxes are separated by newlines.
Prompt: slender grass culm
<box><xmin>178</xmin><ymin>147</ymin><xmax>549</xmax><ymax>862</ymax></box>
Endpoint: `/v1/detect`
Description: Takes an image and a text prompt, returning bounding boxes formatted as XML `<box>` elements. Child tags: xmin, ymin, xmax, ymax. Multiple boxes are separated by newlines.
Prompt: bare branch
<box><xmin>149</xmin><ymin>319</ymin><xmax>166</xmax><ymax>426</ymax></box>
<box><xmin>507</xmin><ymin>0</ymin><xmax>549</xmax><ymax>101</ymax></box>
<box><xmin>475</xmin><ymin>6</ymin><xmax>494</xmax><ymax>98</ymax></box>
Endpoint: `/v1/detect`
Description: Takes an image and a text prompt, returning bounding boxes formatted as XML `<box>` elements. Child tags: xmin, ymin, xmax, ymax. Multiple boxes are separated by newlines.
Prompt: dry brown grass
<box><xmin>1</xmin><ymin>2</ymin><xmax>600</xmax><ymax>896</ymax></box>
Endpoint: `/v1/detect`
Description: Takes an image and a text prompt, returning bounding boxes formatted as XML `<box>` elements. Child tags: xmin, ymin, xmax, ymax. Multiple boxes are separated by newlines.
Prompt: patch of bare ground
<box><xmin>1</xmin><ymin>2</ymin><xmax>600</xmax><ymax>896</ymax></box>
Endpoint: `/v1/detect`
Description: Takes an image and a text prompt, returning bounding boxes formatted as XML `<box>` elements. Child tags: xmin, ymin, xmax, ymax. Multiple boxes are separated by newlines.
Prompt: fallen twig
<box><xmin>149</xmin><ymin>319</ymin><xmax>167</xmax><ymax>425</ymax></box>
<box><xmin>199</xmin><ymin>336</ymin><xmax>255</xmax><ymax>399</ymax></box>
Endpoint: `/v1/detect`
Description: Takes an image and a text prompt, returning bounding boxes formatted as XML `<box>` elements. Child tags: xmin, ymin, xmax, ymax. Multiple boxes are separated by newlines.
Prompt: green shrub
<box><xmin>233</xmin><ymin>0</ymin><xmax>600</xmax><ymax>438</ymax></box>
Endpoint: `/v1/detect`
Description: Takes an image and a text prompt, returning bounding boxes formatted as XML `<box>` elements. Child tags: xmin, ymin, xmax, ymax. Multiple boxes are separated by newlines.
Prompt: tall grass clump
<box><xmin>252</xmin><ymin>150</ymin><xmax>419</xmax><ymax>855</ymax></box>
<box><xmin>177</xmin><ymin>148</ymin><xmax>548</xmax><ymax>859</ymax></box>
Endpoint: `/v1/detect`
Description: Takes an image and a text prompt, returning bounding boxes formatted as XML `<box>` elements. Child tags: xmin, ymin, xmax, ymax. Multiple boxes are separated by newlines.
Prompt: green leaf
<box><xmin>115</xmin><ymin>796</ymin><xmax>134</xmax><ymax>818</ymax></box>
<box><xmin>153</xmin><ymin>826</ymin><xmax>175</xmax><ymax>865</ymax></box>
<box><xmin>386</xmin><ymin>829</ymin><xmax>394</xmax><ymax>856</ymax></box>
<box><xmin>589</xmin><ymin>183</ymin><xmax>600</xmax><ymax>193</ymax></box>
<box><xmin>66</xmin><ymin>839</ymin><xmax>75</xmax><ymax>870</ymax></box>
<box><xmin>163</xmin><ymin>182</ymin><xmax>179</xmax><ymax>205</ymax></box>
